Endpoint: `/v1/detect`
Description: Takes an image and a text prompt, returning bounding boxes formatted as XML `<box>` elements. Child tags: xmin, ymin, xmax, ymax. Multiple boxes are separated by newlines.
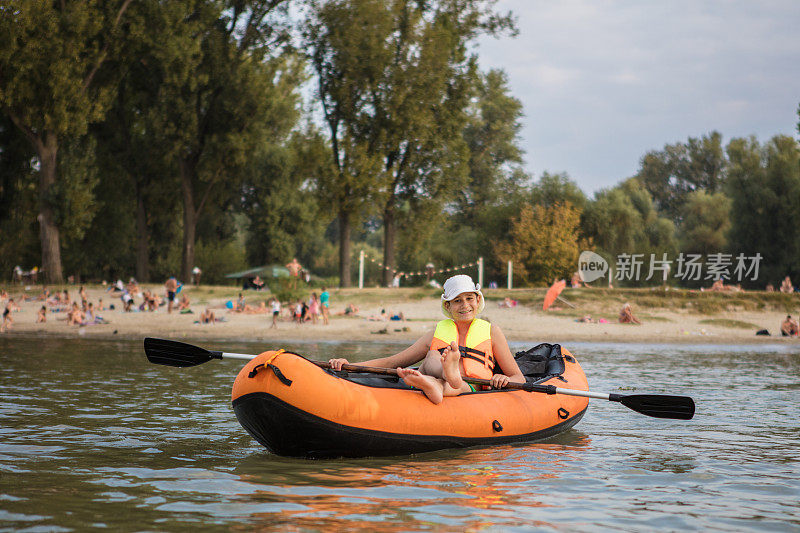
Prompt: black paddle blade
<box><xmin>615</xmin><ymin>394</ymin><xmax>695</xmax><ymax>420</ymax></box>
<box><xmin>143</xmin><ymin>337</ymin><xmax>221</xmax><ymax>367</ymax></box>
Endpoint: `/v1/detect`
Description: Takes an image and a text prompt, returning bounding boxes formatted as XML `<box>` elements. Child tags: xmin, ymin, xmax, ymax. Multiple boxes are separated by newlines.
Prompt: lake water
<box><xmin>1</xmin><ymin>336</ymin><xmax>799</xmax><ymax>531</ymax></box>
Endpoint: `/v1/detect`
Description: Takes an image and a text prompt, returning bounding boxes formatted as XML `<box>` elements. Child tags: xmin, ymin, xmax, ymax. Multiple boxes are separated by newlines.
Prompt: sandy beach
<box><xmin>2</xmin><ymin>284</ymin><xmax>798</xmax><ymax>347</ymax></box>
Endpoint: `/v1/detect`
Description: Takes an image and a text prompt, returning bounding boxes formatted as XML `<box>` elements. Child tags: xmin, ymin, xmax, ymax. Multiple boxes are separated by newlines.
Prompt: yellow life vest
<box><xmin>430</xmin><ymin>318</ymin><xmax>494</xmax><ymax>379</ymax></box>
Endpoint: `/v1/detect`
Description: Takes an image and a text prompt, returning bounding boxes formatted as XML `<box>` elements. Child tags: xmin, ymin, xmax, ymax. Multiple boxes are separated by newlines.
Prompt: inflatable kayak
<box><xmin>231</xmin><ymin>343</ymin><xmax>589</xmax><ymax>458</ymax></box>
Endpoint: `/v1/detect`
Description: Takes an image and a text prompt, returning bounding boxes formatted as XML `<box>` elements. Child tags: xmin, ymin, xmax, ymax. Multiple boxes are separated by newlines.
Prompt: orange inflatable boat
<box><xmin>231</xmin><ymin>343</ymin><xmax>589</xmax><ymax>458</ymax></box>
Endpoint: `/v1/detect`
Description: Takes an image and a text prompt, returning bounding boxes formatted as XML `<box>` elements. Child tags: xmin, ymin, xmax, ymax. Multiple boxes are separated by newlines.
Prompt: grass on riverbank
<box><xmin>698</xmin><ymin>318</ymin><xmax>763</xmax><ymax>329</ymax></box>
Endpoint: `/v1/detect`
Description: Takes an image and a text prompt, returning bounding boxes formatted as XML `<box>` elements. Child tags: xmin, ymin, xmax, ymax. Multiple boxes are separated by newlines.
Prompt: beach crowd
<box><xmin>2</xmin><ymin>267</ymin><xmax>799</xmax><ymax>337</ymax></box>
<box><xmin>0</xmin><ymin>273</ymin><xmax>341</xmax><ymax>333</ymax></box>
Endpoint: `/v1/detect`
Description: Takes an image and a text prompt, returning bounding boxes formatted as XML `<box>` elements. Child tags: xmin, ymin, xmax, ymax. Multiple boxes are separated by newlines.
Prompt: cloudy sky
<box><xmin>475</xmin><ymin>0</ymin><xmax>800</xmax><ymax>194</ymax></box>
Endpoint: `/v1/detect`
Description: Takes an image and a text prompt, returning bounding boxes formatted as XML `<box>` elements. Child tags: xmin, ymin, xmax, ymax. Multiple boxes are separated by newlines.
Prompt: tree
<box><xmin>150</xmin><ymin>0</ymin><xmax>299</xmax><ymax>281</ymax></box>
<box><xmin>582</xmin><ymin>179</ymin><xmax>677</xmax><ymax>283</ymax></box>
<box><xmin>89</xmin><ymin>0</ymin><xmax>203</xmax><ymax>282</ymax></box>
<box><xmin>494</xmin><ymin>202</ymin><xmax>582</xmax><ymax>285</ymax></box>
<box><xmin>678</xmin><ymin>190</ymin><xmax>731</xmax><ymax>255</ymax></box>
<box><xmin>726</xmin><ymin>135</ymin><xmax>800</xmax><ymax>285</ymax></box>
<box><xmin>530</xmin><ymin>172</ymin><xmax>588</xmax><ymax>211</ymax></box>
<box><xmin>636</xmin><ymin>131</ymin><xmax>726</xmax><ymax>222</ymax></box>
<box><xmin>457</xmin><ymin>69</ymin><xmax>527</xmax><ymax>217</ymax></box>
<box><xmin>306</xmin><ymin>0</ymin><xmax>515</xmax><ymax>286</ymax></box>
<box><xmin>440</xmin><ymin>69</ymin><xmax>530</xmax><ymax>282</ymax></box>
<box><xmin>0</xmin><ymin>0</ymin><xmax>134</xmax><ymax>282</ymax></box>
<box><xmin>242</xmin><ymin>132</ymin><xmax>329</xmax><ymax>270</ymax></box>
<box><xmin>0</xmin><ymin>116</ymin><xmax>38</xmax><ymax>279</ymax></box>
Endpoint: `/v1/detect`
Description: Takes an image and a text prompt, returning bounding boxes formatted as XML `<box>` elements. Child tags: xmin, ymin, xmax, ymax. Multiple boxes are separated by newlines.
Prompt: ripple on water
<box><xmin>1</xmin><ymin>337</ymin><xmax>799</xmax><ymax>531</ymax></box>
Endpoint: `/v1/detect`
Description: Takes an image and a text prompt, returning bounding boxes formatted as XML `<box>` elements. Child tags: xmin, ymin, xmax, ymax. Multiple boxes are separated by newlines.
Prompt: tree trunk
<box><xmin>180</xmin><ymin>159</ymin><xmax>197</xmax><ymax>283</ymax></box>
<box><xmin>134</xmin><ymin>179</ymin><xmax>150</xmax><ymax>282</ymax></box>
<box><xmin>37</xmin><ymin>131</ymin><xmax>64</xmax><ymax>284</ymax></box>
<box><xmin>338</xmin><ymin>211</ymin><xmax>352</xmax><ymax>287</ymax></box>
<box><xmin>382</xmin><ymin>204</ymin><xmax>396</xmax><ymax>287</ymax></box>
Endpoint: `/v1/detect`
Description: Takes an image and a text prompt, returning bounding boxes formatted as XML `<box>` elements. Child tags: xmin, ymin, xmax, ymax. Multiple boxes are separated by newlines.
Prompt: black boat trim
<box><xmin>232</xmin><ymin>391</ymin><xmax>587</xmax><ymax>459</ymax></box>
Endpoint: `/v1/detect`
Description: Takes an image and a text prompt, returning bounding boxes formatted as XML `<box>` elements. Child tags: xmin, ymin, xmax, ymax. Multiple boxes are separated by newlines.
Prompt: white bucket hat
<box><xmin>441</xmin><ymin>275</ymin><xmax>485</xmax><ymax>318</ymax></box>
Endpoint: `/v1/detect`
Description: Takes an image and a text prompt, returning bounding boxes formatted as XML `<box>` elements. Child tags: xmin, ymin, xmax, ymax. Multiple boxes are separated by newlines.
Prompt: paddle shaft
<box><xmin>145</xmin><ymin>339</ymin><xmax>694</xmax><ymax>419</ymax></box>
<box><xmin>313</xmin><ymin>361</ymin><xmax>693</xmax><ymax>419</ymax></box>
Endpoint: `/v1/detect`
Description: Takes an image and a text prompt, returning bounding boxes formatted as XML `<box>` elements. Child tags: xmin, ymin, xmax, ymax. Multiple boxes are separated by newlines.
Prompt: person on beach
<box><xmin>192</xmin><ymin>266</ymin><xmax>202</xmax><ymax>286</ymax></box>
<box><xmin>200</xmin><ymin>308</ymin><xmax>216</xmax><ymax>324</ymax></box>
<box><xmin>1</xmin><ymin>299</ymin><xmax>14</xmax><ymax>332</ymax></box>
<box><xmin>286</xmin><ymin>258</ymin><xmax>302</xmax><ymax>289</ymax></box>
<box><xmin>83</xmin><ymin>302</ymin><xmax>97</xmax><ymax>325</ymax></box>
<box><xmin>127</xmin><ymin>279</ymin><xmax>140</xmax><ymax>296</ymax></box>
<box><xmin>328</xmin><ymin>275</ymin><xmax>525</xmax><ymax>404</ymax></box>
<box><xmin>335</xmin><ymin>303</ymin><xmax>359</xmax><ymax>316</ymax></box>
<box><xmin>320</xmin><ymin>287</ymin><xmax>330</xmax><ymax>325</ymax></box>
<box><xmin>165</xmin><ymin>277</ymin><xmax>179</xmax><ymax>314</ymax></box>
<box><xmin>780</xmin><ymin>276</ymin><xmax>794</xmax><ymax>294</ymax></box>
<box><xmin>37</xmin><ymin>305</ymin><xmax>47</xmax><ymax>323</ymax></box>
<box><xmin>292</xmin><ymin>300</ymin><xmax>303</xmax><ymax>324</ymax></box>
<box><xmin>780</xmin><ymin>315</ymin><xmax>798</xmax><ymax>336</ymax></box>
<box><xmin>499</xmin><ymin>297</ymin><xmax>517</xmax><ymax>308</ymax></box>
<box><xmin>241</xmin><ymin>301</ymin><xmax>267</xmax><ymax>314</ymax></box>
<box><xmin>368</xmin><ymin>309</ymin><xmax>389</xmax><ymax>321</ymax></box>
<box><xmin>67</xmin><ymin>302</ymin><xmax>83</xmax><ymax>326</ymax></box>
<box><xmin>5</xmin><ymin>297</ymin><xmax>20</xmax><ymax>312</ymax></box>
<box><xmin>270</xmin><ymin>298</ymin><xmax>281</xmax><ymax>329</ymax></box>
<box><xmin>308</xmin><ymin>293</ymin><xmax>320</xmax><ymax>324</ymax></box>
<box><xmin>708</xmin><ymin>279</ymin><xmax>725</xmax><ymax>292</ymax></box>
<box><xmin>619</xmin><ymin>302</ymin><xmax>641</xmax><ymax>324</ymax></box>
<box><xmin>122</xmin><ymin>290</ymin><xmax>134</xmax><ymax>312</ymax></box>
<box><xmin>178</xmin><ymin>294</ymin><xmax>191</xmax><ymax>311</ymax></box>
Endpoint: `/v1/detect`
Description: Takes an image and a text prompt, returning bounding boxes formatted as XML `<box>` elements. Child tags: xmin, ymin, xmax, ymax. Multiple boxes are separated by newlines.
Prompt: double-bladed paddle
<box><xmin>143</xmin><ymin>337</ymin><xmax>695</xmax><ymax>420</ymax></box>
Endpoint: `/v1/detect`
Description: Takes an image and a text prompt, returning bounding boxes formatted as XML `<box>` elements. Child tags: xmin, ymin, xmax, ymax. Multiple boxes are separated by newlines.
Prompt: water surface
<box><xmin>1</xmin><ymin>337</ymin><xmax>798</xmax><ymax>531</ymax></box>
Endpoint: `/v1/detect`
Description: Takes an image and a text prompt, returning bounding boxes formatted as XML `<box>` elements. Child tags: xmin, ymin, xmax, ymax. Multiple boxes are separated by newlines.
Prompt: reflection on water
<box><xmin>1</xmin><ymin>336</ymin><xmax>799</xmax><ymax>531</ymax></box>
<box><xmin>226</xmin><ymin>433</ymin><xmax>591</xmax><ymax>531</ymax></box>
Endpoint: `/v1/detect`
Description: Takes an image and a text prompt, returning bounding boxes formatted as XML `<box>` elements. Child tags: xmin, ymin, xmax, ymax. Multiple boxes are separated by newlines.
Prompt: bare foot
<box><xmin>397</xmin><ymin>367</ymin><xmax>443</xmax><ymax>404</ymax></box>
<box><xmin>441</xmin><ymin>341</ymin><xmax>464</xmax><ymax>390</ymax></box>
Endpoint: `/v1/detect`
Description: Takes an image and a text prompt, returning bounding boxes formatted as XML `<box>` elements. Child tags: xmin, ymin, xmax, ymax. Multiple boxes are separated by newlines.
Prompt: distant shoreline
<box><xmin>3</xmin><ymin>284</ymin><xmax>799</xmax><ymax>348</ymax></box>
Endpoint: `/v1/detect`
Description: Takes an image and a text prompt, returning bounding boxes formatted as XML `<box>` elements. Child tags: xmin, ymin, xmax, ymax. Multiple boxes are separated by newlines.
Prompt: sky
<box><xmin>475</xmin><ymin>0</ymin><xmax>800</xmax><ymax>194</ymax></box>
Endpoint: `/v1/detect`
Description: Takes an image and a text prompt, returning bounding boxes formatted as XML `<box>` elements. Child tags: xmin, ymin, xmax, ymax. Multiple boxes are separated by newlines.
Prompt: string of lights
<box><xmin>361</xmin><ymin>253</ymin><xmax>477</xmax><ymax>279</ymax></box>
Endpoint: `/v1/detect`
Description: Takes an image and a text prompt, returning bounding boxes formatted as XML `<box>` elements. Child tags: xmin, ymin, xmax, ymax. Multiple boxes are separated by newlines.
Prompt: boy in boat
<box><xmin>329</xmin><ymin>275</ymin><xmax>525</xmax><ymax>404</ymax></box>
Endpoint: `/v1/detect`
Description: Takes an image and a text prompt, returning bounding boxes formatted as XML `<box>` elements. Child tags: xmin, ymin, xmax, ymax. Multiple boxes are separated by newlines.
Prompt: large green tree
<box><xmin>0</xmin><ymin>0</ymin><xmax>134</xmax><ymax>283</ymax></box>
<box><xmin>529</xmin><ymin>172</ymin><xmax>588</xmax><ymax>211</ymax></box>
<box><xmin>88</xmin><ymin>0</ymin><xmax>204</xmax><ymax>282</ymax></box>
<box><xmin>306</xmin><ymin>0</ymin><xmax>515</xmax><ymax>286</ymax></box>
<box><xmin>677</xmin><ymin>190</ymin><xmax>731</xmax><ymax>255</ymax></box>
<box><xmin>0</xmin><ymin>116</ymin><xmax>38</xmax><ymax>278</ymax></box>
<box><xmin>636</xmin><ymin>131</ymin><xmax>726</xmax><ymax>222</ymax></box>
<box><xmin>495</xmin><ymin>202</ymin><xmax>582</xmax><ymax>285</ymax></box>
<box><xmin>149</xmin><ymin>0</ymin><xmax>299</xmax><ymax>281</ymax></box>
<box><xmin>242</xmin><ymin>131</ymin><xmax>329</xmax><ymax>270</ymax></box>
<box><xmin>726</xmin><ymin>135</ymin><xmax>800</xmax><ymax>285</ymax></box>
<box><xmin>456</xmin><ymin>69</ymin><xmax>527</xmax><ymax>219</ymax></box>
<box><xmin>446</xmin><ymin>69</ymin><xmax>529</xmax><ymax>281</ymax></box>
<box><xmin>583</xmin><ymin>178</ymin><xmax>677</xmax><ymax>284</ymax></box>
